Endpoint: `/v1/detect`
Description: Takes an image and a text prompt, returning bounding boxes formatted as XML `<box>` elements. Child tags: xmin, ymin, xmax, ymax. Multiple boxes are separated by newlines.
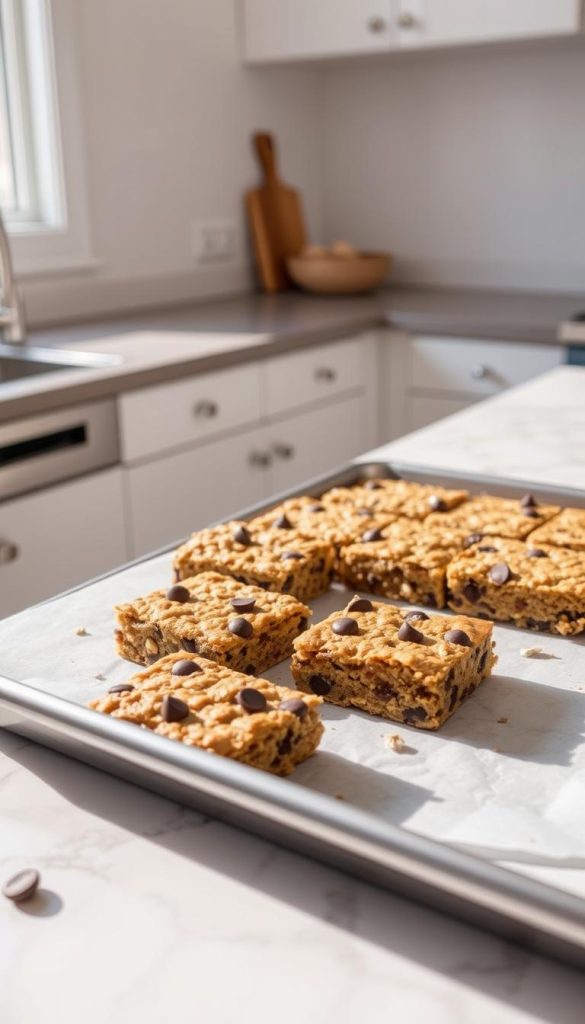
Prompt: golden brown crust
<box><xmin>250</xmin><ymin>496</ymin><xmax>396</xmax><ymax>548</ymax></box>
<box><xmin>321</xmin><ymin>479</ymin><xmax>468</xmax><ymax>520</ymax></box>
<box><xmin>426</xmin><ymin>494</ymin><xmax>560</xmax><ymax>540</ymax></box>
<box><xmin>527</xmin><ymin>507</ymin><xmax>585</xmax><ymax>552</ymax></box>
<box><xmin>89</xmin><ymin>652</ymin><xmax>323</xmax><ymax>776</ymax></box>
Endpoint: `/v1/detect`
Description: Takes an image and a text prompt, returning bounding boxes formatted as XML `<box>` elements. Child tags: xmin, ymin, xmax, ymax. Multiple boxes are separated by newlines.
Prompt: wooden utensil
<box><xmin>246</xmin><ymin>132</ymin><xmax>306</xmax><ymax>292</ymax></box>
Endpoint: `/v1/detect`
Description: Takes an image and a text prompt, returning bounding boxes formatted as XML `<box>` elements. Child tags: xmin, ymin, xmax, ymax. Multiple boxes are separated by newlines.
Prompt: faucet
<box><xmin>0</xmin><ymin>210</ymin><xmax>25</xmax><ymax>343</ymax></box>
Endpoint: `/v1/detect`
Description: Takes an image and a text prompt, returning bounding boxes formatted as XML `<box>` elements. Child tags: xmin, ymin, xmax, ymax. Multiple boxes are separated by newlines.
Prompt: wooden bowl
<box><xmin>286</xmin><ymin>251</ymin><xmax>391</xmax><ymax>295</ymax></box>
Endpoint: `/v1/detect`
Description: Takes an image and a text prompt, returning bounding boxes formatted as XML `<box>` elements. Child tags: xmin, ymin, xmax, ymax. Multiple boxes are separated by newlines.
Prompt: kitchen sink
<box><xmin>0</xmin><ymin>343</ymin><xmax>122</xmax><ymax>383</ymax></box>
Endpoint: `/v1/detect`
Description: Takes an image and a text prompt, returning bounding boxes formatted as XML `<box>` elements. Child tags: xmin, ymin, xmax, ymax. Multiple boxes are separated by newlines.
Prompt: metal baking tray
<box><xmin>1</xmin><ymin>460</ymin><xmax>585</xmax><ymax>968</ymax></box>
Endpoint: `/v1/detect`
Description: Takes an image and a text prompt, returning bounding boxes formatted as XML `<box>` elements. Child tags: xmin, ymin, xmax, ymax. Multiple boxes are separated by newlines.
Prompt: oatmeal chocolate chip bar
<box><xmin>115</xmin><ymin>571</ymin><xmax>310</xmax><ymax>673</ymax></box>
<box><xmin>426</xmin><ymin>493</ymin><xmax>560</xmax><ymax>541</ymax></box>
<box><xmin>321</xmin><ymin>478</ymin><xmax>468</xmax><ymax>521</ymax></box>
<box><xmin>249</xmin><ymin>495</ymin><xmax>396</xmax><ymax>548</ymax></box>
<box><xmin>291</xmin><ymin>597</ymin><xmax>495</xmax><ymax>729</ymax></box>
<box><xmin>527</xmin><ymin>507</ymin><xmax>585</xmax><ymax>552</ymax></box>
<box><xmin>337</xmin><ymin>518</ymin><xmax>469</xmax><ymax>607</ymax></box>
<box><xmin>90</xmin><ymin>651</ymin><xmax>323</xmax><ymax>776</ymax></box>
<box><xmin>447</xmin><ymin>538</ymin><xmax>585</xmax><ymax>636</ymax></box>
<box><xmin>173</xmin><ymin>521</ymin><xmax>334</xmax><ymax>602</ymax></box>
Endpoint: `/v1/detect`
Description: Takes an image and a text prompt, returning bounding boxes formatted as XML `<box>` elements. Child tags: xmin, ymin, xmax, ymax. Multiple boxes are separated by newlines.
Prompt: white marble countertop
<box><xmin>2</xmin><ymin>367</ymin><xmax>585</xmax><ymax>1024</ymax></box>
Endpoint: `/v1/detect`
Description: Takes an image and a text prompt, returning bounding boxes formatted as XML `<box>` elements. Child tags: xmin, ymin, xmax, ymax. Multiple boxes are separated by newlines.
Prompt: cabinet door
<box><xmin>268</xmin><ymin>395</ymin><xmax>368</xmax><ymax>494</ymax></box>
<box><xmin>407</xmin><ymin>394</ymin><xmax>476</xmax><ymax>432</ymax></box>
<box><xmin>397</xmin><ymin>0</ymin><xmax>580</xmax><ymax>49</ymax></box>
<box><xmin>409</xmin><ymin>337</ymin><xmax>564</xmax><ymax>398</ymax></box>
<box><xmin>125</xmin><ymin>427</ymin><xmax>273</xmax><ymax>558</ymax></box>
<box><xmin>243</xmin><ymin>1</ymin><xmax>395</xmax><ymax>62</ymax></box>
<box><xmin>0</xmin><ymin>468</ymin><xmax>127</xmax><ymax>619</ymax></box>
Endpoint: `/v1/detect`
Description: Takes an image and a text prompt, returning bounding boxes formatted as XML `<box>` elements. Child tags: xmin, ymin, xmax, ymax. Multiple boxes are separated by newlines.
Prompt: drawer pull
<box><xmin>272</xmin><ymin>442</ymin><xmax>295</xmax><ymax>460</ymax></box>
<box><xmin>367</xmin><ymin>15</ymin><xmax>387</xmax><ymax>33</ymax></box>
<box><xmin>471</xmin><ymin>364</ymin><xmax>490</xmax><ymax>380</ymax></box>
<box><xmin>314</xmin><ymin>367</ymin><xmax>337</xmax><ymax>383</ymax></box>
<box><xmin>193</xmin><ymin>399</ymin><xmax>219</xmax><ymax>419</ymax></box>
<box><xmin>248</xmin><ymin>450</ymin><xmax>272</xmax><ymax>469</ymax></box>
<box><xmin>397</xmin><ymin>11</ymin><xmax>418</xmax><ymax>29</ymax></box>
<box><xmin>0</xmin><ymin>540</ymin><xmax>19</xmax><ymax>565</ymax></box>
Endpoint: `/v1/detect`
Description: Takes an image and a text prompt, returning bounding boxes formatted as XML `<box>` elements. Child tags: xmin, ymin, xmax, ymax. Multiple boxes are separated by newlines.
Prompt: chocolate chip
<box><xmin>463</xmin><ymin>581</ymin><xmax>483</xmax><ymax>603</ymax></box>
<box><xmin>364</xmin><ymin>480</ymin><xmax>381</xmax><ymax>490</ymax></box>
<box><xmin>108</xmin><ymin>682</ymin><xmax>135</xmax><ymax>694</ymax></box>
<box><xmin>232</xmin><ymin>525</ymin><xmax>252</xmax><ymax>546</ymax></box>
<box><xmin>397</xmin><ymin>621</ymin><xmax>425</xmax><ymax>644</ymax></box>
<box><xmin>236</xmin><ymin>687</ymin><xmax>267</xmax><ymax>714</ymax></box>
<box><xmin>522</xmin><ymin>507</ymin><xmax>539</xmax><ymax>519</ymax></box>
<box><xmin>160</xmin><ymin>694</ymin><xmax>190</xmax><ymax>722</ymax></box>
<box><xmin>520</xmin><ymin>493</ymin><xmax>537</xmax><ymax>508</ymax></box>
<box><xmin>181</xmin><ymin>637</ymin><xmax>198</xmax><ymax>653</ymax></box>
<box><xmin>489</xmin><ymin>562</ymin><xmax>511</xmax><ymax>585</ymax></box>
<box><xmin>282</xmin><ymin>551</ymin><xmax>304</xmax><ymax>561</ymax></box>
<box><xmin>347</xmin><ymin>596</ymin><xmax>373</xmax><ymax>613</ymax></box>
<box><xmin>165</xmin><ymin>584</ymin><xmax>191</xmax><ymax>603</ymax></box>
<box><xmin>361</xmin><ymin>527</ymin><xmax>383</xmax><ymax>542</ymax></box>
<box><xmin>428</xmin><ymin>495</ymin><xmax>446</xmax><ymax>512</ymax></box>
<box><xmin>309</xmin><ymin>675</ymin><xmax>332</xmax><ymax>696</ymax></box>
<box><xmin>464</xmin><ymin>532</ymin><xmax>483</xmax><ymax>548</ymax></box>
<box><xmin>332</xmin><ymin>616</ymin><xmax>359</xmax><ymax>636</ymax></box>
<box><xmin>374</xmin><ymin>683</ymin><xmax>396</xmax><ymax>700</ymax></box>
<box><xmin>404</xmin><ymin>609</ymin><xmax>429</xmax><ymax>622</ymax></box>
<box><xmin>2</xmin><ymin>868</ymin><xmax>41</xmax><ymax>903</ymax></box>
<box><xmin>273</xmin><ymin>514</ymin><xmax>292</xmax><ymax>529</ymax></box>
<box><xmin>171</xmin><ymin>659</ymin><xmax>202</xmax><ymax>676</ymax></box>
<box><xmin>280</xmin><ymin>697</ymin><xmax>308</xmax><ymax>718</ymax></box>
<box><xmin>404</xmin><ymin>706</ymin><xmax>428</xmax><ymax>723</ymax></box>
<box><xmin>228</xmin><ymin>617</ymin><xmax>253</xmax><ymax>639</ymax></box>
<box><xmin>278</xmin><ymin>732</ymin><xmax>293</xmax><ymax>755</ymax></box>
<box><xmin>308</xmin><ymin>503</ymin><xmax>324</xmax><ymax>513</ymax></box>
<box><xmin>245</xmin><ymin>664</ymin><xmax>256</xmax><ymax>676</ymax></box>
<box><xmin>230</xmin><ymin>596</ymin><xmax>256</xmax><ymax>613</ymax></box>
<box><xmin>478</xmin><ymin>545</ymin><xmax>498</xmax><ymax>553</ymax></box>
<box><xmin>356</xmin><ymin>507</ymin><xmax>373</xmax><ymax>517</ymax></box>
<box><xmin>444</xmin><ymin>628</ymin><xmax>472</xmax><ymax>647</ymax></box>
<box><xmin>527</xmin><ymin>548</ymin><xmax>548</xmax><ymax>559</ymax></box>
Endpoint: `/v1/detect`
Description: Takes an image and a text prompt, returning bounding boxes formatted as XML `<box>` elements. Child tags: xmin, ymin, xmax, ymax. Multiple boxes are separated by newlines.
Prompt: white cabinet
<box><xmin>397</xmin><ymin>0</ymin><xmax>581</xmax><ymax>49</ymax></box>
<box><xmin>0</xmin><ymin>468</ymin><xmax>127</xmax><ymax>618</ymax></box>
<box><xmin>242</xmin><ymin>1</ymin><xmax>395</xmax><ymax>63</ymax></box>
<box><xmin>409</xmin><ymin>336</ymin><xmax>564</xmax><ymax>398</ymax></box>
<box><xmin>263</xmin><ymin>335</ymin><xmax>367</xmax><ymax>417</ymax></box>
<box><xmin>406</xmin><ymin>394</ymin><xmax>477</xmax><ymax>432</ymax></box>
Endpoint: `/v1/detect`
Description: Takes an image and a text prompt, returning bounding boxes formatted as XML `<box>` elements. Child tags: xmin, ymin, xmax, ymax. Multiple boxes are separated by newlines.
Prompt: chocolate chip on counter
<box><xmin>463</xmin><ymin>581</ymin><xmax>483</xmax><ymax>604</ymax></box>
<box><xmin>181</xmin><ymin>637</ymin><xmax>198</xmax><ymax>653</ymax></box>
<box><xmin>308</xmin><ymin>503</ymin><xmax>325</xmax><ymax>513</ymax></box>
<box><xmin>347</xmin><ymin>596</ymin><xmax>373</xmax><ymax>613</ymax></box>
<box><xmin>464</xmin><ymin>532</ymin><xmax>483</xmax><ymax>548</ymax></box>
<box><xmin>309</xmin><ymin>675</ymin><xmax>332</xmax><ymax>696</ymax></box>
<box><xmin>232</xmin><ymin>525</ymin><xmax>253</xmax><ymax>546</ymax></box>
<box><xmin>478</xmin><ymin>545</ymin><xmax>498</xmax><ymax>553</ymax></box>
<box><xmin>397</xmin><ymin>621</ymin><xmax>425</xmax><ymax>644</ymax></box>
<box><xmin>165</xmin><ymin>584</ymin><xmax>191</xmax><ymax>603</ymax></box>
<box><xmin>404</xmin><ymin>609</ymin><xmax>429</xmax><ymax>622</ymax></box>
<box><xmin>236</xmin><ymin>687</ymin><xmax>267</xmax><ymax>714</ymax></box>
<box><xmin>428</xmin><ymin>494</ymin><xmax>446</xmax><ymax>512</ymax></box>
<box><xmin>228</xmin><ymin>617</ymin><xmax>253</xmax><ymax>639</ymax></box>
<box><xmin>171</xmin><ymin>659</ymin><xmax>202</xmax><ymax>676</ymax></box>
<box><xmin>444</xmin><ymin>628</ymin><xmax>472</xmax><ymax>647</ymax></box>
<box><xmin>332</xmin><ymin>616</ymin><xmax>359</xmax><ymax>636</ymax></box>
<box><xmin>279</xmin><ymin>697</ymin><xmax>308</xmax><ymax>718</ymax></box>
<box><xmin>281</xmin><ymin>551</ymin><xmax>304</xmax><ymax>561</ymax></box>
<box><xmin>2</xmin><ymin>868</ymin><xmax>41</xmax><ymax>903</ymax></box>
<box><xmin>160</xmin><ymin>694</ymin><xmax>190</xmax><ymax>722</ymax></box>
<box><xmin>108</xmin><ymin>682</ymin><xmax>135</xmax><ymax>694</ymax></box>
<box><xmin>364</xmin><ymin>480</ymin><xmax>381</xmax><ymax>490</ymax></box>
<box><xmin>521</xmin><ymin>507</ymin><xmax>539</xmax><ymax>519</ymax></box>
<box><xmin>527</xmin><ymin>548</ymin><xmax>548</xmax><ymax>558</ymax></box>
<box><xmin>489</xmin><ymin>562</ymin><xmax>511</xmax><ymax>585</ymax></box>
<box><xmin>361</xmin><ymin>527</ymin><xmax>383</xmax><ymax>543</ymax></box>
<box><xmin>520</xmin><ymin>493</ymin><xmax>537</xmax><ymax>508</ymax></box>
<box><xmin>230</xmin><ymin>596</ymin><xmax>257</xmax><ymax>613</ymax></box>
<box><xmin>273</xmin><ymin>513</ymin><xmax>292</xmax><ymax>529</ymax></box>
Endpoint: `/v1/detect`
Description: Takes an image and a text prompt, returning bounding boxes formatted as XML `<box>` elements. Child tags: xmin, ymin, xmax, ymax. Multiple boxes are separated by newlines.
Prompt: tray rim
<box><xmin>1</xmin><ymin>457</ymin><xmax>585</xmax><ymax>967</ymax></box>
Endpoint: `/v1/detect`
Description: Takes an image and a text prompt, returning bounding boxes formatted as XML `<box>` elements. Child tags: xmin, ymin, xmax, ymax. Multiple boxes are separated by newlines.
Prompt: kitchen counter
<box><xmin>1</xmin><ymin>366</ymin><xmax>585</xmax><ymax>1024</ymax></box>
<box><xmin>1</xmin><ymin>284</ymin><xmax>584</xmax><ymax>423</ymax></box>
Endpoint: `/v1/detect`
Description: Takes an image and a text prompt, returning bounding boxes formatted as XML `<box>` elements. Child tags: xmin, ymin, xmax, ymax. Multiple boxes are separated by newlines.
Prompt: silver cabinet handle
<box><xmin>367</xmin><ymin>15</ymin><xmax>387</xmax><ymax>33</ymax></box>
<box><xmin>0</xmin><ymin>540</ymin><xmax>19</xmax><ymax>565</ymax></box>
<box><xmin>194</xmin><ymin>399</ymin><xmax>219</xmax><ymax>419</ymax></box>
<box><xmin>314</xmin><ymin>367</ymin><xmax>337</xmax><ymax>382</ymax></box>
<box><xmin>471</xmin><ymin>364</ymin><xmax>490</xmax><ymax>380</ymax></box>
<box><xmin>272</xmin><ymin>442</ymin><xmax>295</xmax><ymax>460</ymax></box>
<box><xmin>397</xmin><ymin>11</ymin><xmax>418</xmax><ymax>29</ymax></box>
<box><xmin>248</xmin><ymin>451</ymin><xmax>272</xmax><ymax>468</ymax></box>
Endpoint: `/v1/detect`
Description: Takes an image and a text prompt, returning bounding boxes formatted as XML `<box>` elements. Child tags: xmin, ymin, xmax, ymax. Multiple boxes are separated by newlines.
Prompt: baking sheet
<box><xmin>0</xmin><ymin>544</ymin><xmax>584</xmax><ymax>900</ymax></box>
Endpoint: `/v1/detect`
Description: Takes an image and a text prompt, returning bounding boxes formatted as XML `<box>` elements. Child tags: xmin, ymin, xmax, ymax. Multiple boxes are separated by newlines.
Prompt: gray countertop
<box><xmin>2</xmin><ymin>285</ymin><xmax>584</xmax><ymax>423</ymax></box>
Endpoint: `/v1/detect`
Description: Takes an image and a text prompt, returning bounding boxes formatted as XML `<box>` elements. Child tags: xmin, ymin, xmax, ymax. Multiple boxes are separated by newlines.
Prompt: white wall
<box><xmin>320</xmin><ymin>41</ymin><xmax>585</xmax><ymax>293</ymax></box>
<box><xmin>24</xmin><ymin>0</ymin><xmax>323</xmax><ymax>325</ymax></box>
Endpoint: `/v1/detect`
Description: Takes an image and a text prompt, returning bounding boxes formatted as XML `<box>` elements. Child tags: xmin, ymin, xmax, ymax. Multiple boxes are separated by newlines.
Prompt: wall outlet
<box><xmin>192</xmin><ymin>221</ymin><xmax>238</xmax><ymax>264</ymax></box>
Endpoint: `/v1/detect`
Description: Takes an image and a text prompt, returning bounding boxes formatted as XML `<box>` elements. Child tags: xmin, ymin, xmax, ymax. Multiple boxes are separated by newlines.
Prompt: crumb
<box><xmin>94</xmin><ymin>673</ymin><xmax>106</xmax><ymax>682</ymax></box>
<box><xmin>74</xmin><ymin>626</ymin><xmax>89</xmax><ymax>637</ymax></box>
<box><xmin>497</xmin><ymin>716</ymin><xmax>508</xmax><ymax>724</ymax></box>
<box><xmin>520</xmin><ymin>647</ymin><xmax>543</xmax><ymax>657</ymax></box>
<box><xmin>387</xmin><ymin>733</ymin><xmax>406</xmax><ymax>752</ymax></box>
<box><xmin>334</xmin><ymin>793</ymin><xmax>345</xmax><ymax>801</ymax></box>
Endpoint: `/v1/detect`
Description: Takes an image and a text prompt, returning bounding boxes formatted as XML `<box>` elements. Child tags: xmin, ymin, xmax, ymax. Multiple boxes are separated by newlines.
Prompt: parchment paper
<box><xmin>1</xmin><ymin>548</ymin><xmax>584</xmax><ymax>898</ymax></box>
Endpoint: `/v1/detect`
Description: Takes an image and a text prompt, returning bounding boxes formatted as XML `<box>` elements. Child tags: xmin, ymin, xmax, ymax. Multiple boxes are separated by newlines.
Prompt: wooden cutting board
<box><xmin>246</xmin><ymin>132</ymin><xmax>306</xmax><ymax>293</ymax></box>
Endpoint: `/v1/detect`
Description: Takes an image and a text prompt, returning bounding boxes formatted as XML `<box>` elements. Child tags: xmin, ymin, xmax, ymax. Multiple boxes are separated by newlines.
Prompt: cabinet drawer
<box><xmin>264</xmin><ymin>335</ymin><xmax>365</xmax><ymax>417</ymax></box>
<box><xmin>409</xmin><ymin>336</ymin><xmax>564</xmax><ymax>397</ymax></box>
<box><xmin>119</xmin><ymin>363</ymin><xmax>261</xmax><ymax>462</ymax></box>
